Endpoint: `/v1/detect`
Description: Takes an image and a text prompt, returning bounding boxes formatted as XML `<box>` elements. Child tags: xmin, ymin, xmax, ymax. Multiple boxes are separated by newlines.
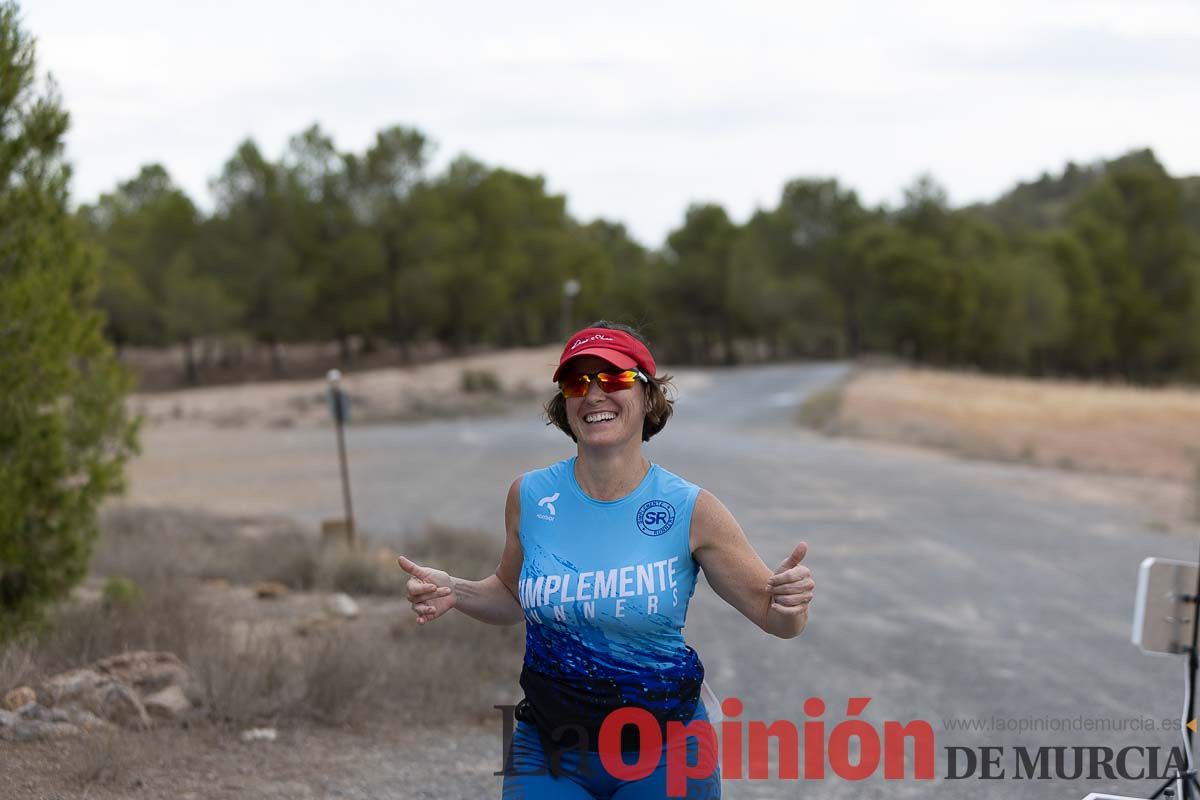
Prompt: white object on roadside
<box><xmin>240</xmin><ymin>727</ymin><xmax>277</xmax><ymax>743</ymax></box>
<box><xmin>325</xmin><ymin>592</ymin><xmax>360</xmax><ymax>620</ymax></box>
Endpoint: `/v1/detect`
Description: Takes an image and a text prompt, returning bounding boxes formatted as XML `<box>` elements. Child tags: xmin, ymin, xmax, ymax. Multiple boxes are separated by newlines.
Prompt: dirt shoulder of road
<box><xmin>4</xmin><ymin>699</ymin><xmax>504</xmax><ymax>800</ymax></box>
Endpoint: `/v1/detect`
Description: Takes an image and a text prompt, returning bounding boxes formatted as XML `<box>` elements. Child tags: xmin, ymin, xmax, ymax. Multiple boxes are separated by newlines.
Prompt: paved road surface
<box><xmin>128</xmin><ymin>362</ymin><xmax>1198</xmax><ymax>799</ymax></box>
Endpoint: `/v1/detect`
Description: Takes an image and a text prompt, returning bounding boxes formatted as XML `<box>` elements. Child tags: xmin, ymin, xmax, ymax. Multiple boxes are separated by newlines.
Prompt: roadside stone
<box><xmin>254</xmin><ymin>581</ymin><xmax>289</xmax><ymax>599</ymax></box>
<box><xmin>240</xmin><ymin>727</ymin><xmax>277</xmax><ymax>742</ymax></box>
<box><xmin>0</xmin><ymin>719</ymin><xmax>81</xmax><ymax>742</ymax></box>
<box><xmin>39</xmin><ymin>667</ymin><xmax>105</xmax><ymax>708</ymax></box>
<box><xmin>143</xmin><ymin>684</ymin><xmax>191</xmax><ymax>721</ymax></box>
<box><xmin>325</xmin><ymin>592</ymin><xmax>360</xmax><ymax>620</ymax></box>
<box><xmin>99</xmin><ymin>682</ymin><xmax>152</xmax><ymax>730</ymax></box>
<box><xmin>18</xmin><ymin>703</ymin><xmax>70</xmax><ymax>723</ymax></box>
<box><xmin>3</xmin><ymin>686</ymin><xmax>35</xmax><ymax>710</ymax></box>
<box><xmin>93</xmin><ymin>650</ymin><xmax>190</xmax><ymax>695</ymax></box>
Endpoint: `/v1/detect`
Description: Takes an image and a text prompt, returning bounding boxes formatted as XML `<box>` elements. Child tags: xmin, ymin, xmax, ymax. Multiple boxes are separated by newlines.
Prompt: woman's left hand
<box><xmin>766</xmin><ymin>542</ymin><xmax>814</xmax><ymax>616</ymax></box>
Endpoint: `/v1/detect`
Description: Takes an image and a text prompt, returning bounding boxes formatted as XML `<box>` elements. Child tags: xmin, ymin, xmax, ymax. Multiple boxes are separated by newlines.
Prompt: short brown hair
<box><xmin>544</xmin><ymin>321</ymin><xmax>674</xmax><ymax>443</ymax></box>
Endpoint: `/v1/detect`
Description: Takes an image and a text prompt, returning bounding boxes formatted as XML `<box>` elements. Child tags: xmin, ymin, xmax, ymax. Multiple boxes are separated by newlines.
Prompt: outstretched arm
<box><xmin>399</xmin><ymin>477</ymin><xmax>526</xmax><ymax>627</ymax></box>
<box><xmin>690</xmin><ymin>489</ymin><xmax>813</xmax><ymax>639</ymax></box>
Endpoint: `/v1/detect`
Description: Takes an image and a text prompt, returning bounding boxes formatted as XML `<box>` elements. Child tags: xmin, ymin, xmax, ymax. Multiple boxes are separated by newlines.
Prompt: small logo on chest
<box><xmin>536</xmin><ymin>492</ymin><xmax>559</xmax><ymax>522</ymax></box>
<box><xmin>636</xmin><ymin>499</ymin><xmax>676</xmax><ymax>536</ymax></box>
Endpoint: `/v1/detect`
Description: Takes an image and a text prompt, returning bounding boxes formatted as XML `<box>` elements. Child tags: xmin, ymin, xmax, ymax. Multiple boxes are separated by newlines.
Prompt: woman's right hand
<box><xmin>398</xmin><ymin>556</ymin><xmax>456</xmax><ymax>625</ymax></box>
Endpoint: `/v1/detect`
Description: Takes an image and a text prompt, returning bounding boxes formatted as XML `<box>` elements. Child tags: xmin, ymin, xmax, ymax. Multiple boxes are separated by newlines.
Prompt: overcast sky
<box><xmin>24</xmin><ymin>0</ymin><xmax>1200</xmax><ymax>246</ymax></box>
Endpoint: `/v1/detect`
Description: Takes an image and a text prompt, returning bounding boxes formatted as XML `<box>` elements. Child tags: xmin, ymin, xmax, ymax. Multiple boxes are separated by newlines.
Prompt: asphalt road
<box><xmin>128</xmin><ymin>362</ymin><xmax>1199</xmax><ymax>799</ymax></box>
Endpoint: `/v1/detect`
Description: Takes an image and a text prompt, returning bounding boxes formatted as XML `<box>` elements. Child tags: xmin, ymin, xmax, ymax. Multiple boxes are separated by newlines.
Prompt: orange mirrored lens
<box><xmin>559</xmin><ymin>370</ymin><xmax>641</xmax><ymax>398</ymax></box>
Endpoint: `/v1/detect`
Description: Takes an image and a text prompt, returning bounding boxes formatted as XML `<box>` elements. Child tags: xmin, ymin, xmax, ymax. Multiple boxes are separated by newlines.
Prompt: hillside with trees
<box><xmin>80</xmin><ymin>128</ymin><xmax>1200</xmax><ymax>386</ymax></box>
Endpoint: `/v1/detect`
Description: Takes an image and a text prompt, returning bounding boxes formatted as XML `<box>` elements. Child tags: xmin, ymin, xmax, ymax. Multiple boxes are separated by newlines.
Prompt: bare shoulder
<box><xmin>690</xmin><ymin>488</ymin><xmax>743</xmax><ymax>554</ymax></box>
<box><xmin>505</xmin><ymin>476</ymin><xmax>522</xmax><ymax>526</ymax></box>
<box><xmin>498</xmin><ymin>477</ymin><xmax>525</xmax><ymax>587</ymax></box>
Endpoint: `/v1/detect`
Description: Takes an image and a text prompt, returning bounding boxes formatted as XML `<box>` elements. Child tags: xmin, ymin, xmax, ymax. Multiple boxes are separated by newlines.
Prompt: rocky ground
<box><xmin>1</xmin><ymin>580</ymin><xmax>520</xmax><ymax>800</ymax></box>
<box><xmin>0</xmin><ymin>511</ymin><xmax>523</xmax><ymax>800</ymax></box>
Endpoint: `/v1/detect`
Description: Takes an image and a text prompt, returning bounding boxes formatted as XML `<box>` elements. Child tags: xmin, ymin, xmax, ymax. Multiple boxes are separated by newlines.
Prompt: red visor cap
<box><xmin>552</xmin><ymin>327</ymin><xmax>657</xmax><ymax>383</ymax></box>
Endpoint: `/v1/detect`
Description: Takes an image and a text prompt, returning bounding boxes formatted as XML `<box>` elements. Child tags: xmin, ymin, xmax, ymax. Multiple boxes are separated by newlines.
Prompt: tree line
<box><xmin>82</xmin><ymin>129</ymin><xmax>1200</xmax><ymax>384</ymax></box>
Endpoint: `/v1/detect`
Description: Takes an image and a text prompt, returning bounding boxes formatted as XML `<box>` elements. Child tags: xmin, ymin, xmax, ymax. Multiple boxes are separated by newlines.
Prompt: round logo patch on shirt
<box><xmin>636</xmin><ymin>500</ymin><xmax>676</xmax><ymax>536</ymax></box>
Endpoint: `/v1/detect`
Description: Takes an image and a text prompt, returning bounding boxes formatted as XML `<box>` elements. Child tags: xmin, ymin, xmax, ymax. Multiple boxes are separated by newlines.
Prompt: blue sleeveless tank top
<box><xmin>517</xmin><ymin>456</ymin><xmax>704</xmax><ymax>732</ymax></box>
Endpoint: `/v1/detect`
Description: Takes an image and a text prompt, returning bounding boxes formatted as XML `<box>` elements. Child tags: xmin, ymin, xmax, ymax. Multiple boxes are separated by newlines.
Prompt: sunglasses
<box><xmin>558</xmin><ymin>369</ymin><xmax>647</xmax><ymax>399</ymax></box>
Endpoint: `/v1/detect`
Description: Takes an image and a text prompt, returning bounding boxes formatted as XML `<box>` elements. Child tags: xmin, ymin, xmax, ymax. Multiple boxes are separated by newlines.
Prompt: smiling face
<box><xmin>561</xmin><ymin>355</ymin><xmax>648</xmax><ymax>449</ymax></box>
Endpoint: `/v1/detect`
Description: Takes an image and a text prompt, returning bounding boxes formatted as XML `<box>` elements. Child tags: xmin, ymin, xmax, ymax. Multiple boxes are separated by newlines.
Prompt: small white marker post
<box><xmin>561</xmin><ymin>278</ymin><xmax>581</xmax><ymax>338</ymax></box>
<box><xmin>327</xmin><ymin>369</ymin><xmax>356</xmax><ymax>546</ymax></box>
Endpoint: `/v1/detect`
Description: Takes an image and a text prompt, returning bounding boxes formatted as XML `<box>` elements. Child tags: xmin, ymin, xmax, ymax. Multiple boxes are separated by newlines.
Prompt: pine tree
<box><xmin>0</xmin><ymin>2</ymin><xmax>139</xmax><ymax>638</ymax></box>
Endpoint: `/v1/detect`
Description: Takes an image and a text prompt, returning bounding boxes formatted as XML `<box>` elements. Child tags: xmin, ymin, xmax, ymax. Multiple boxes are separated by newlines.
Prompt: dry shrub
<box><xmin>297</xmin><ymin>629</ymin><xmax>385</xmax><ymax>725</ymax></box>
<box><xmin>796</xmin><ymin>385</ymin><xmax>846</xmax><ymax>432</ymax></box>
<box><xmin>384</xmin><ymin>612</ymin><xmax>524</xmax><ymax>724</ymax></box>
<box><xmin>256</xmin><ymin>531</ymin><xmax>323</xmax><ymax>591</ymax></box>
<box><xmin>189</xmin><ymin>624</ymin><xmax>293</xmax><ymax>726</ymax></box>
<box><xmin>315</xmin><ymin>521</ymin><xmax>506</xmax><ymax>597</ymax></box>
<box><xmin>317</xmin><ymin>547</ymin><xmax>404</xmax><ymax>596</ymax></box>
<box><xmin>0</xmin><ymin>636</ymin><xmax>37</xmax><ymax>693</ymax></box>
<box><xmin>403</xmin><ymin>523</ymin><xmax>502</xmax><ymax>579</ymax></box>
<box><xmin>461</xmin><ymin>367</ymin><xmax>501</xmax><ymax>393</ymax></box>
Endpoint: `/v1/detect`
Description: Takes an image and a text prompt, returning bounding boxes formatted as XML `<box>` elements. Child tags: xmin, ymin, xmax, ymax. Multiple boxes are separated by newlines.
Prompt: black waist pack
<box><xmin>515</xmin><ymin>664</ymin><xmax>703</xmax><ymax>769</ymax></box>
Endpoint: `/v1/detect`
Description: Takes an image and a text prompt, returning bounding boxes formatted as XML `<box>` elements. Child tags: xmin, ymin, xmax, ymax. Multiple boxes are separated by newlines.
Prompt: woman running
<box><xmin>399</xmin><ymin>321</ymin><xmax>815</xmax><ymax>799</ymax></box>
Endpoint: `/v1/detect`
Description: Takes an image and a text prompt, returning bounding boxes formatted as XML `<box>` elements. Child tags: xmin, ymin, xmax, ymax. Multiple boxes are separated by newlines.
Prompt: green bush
<box><xmin>795</xmin><ymin>382</ymin><xmax>849</xmax><ymax>432</ymax></box>
<box><xmin>101</xmin><ymin>577</ymin><xmax>142</xmax><ymax>610</ymax></box>
<box><xmin>0</xmin><ymin>2</ymin><xmax>139</xmax><ymax>639</ymax></box>
<box><xmin>460</xmin><ymin>368</ymin><xmax>501</xmax><ymax>394</ymax></box>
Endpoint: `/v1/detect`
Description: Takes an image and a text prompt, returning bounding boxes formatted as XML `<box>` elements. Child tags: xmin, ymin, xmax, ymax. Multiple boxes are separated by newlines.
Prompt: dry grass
<box><xmin>128</xmin><ymin>346</ymin><xmax>555</xmax><ymax>429</ymax></box>
<box><xmin>1</xmin><ymin>509</ymin><xmax>523</xmax><ymax>731</ymax></box>
<box><xmin>806</xmin><ymin>366</ymin><xmax>1200</xmax><ymax>481</ymax></box>
<box><xmin>402</xmin><ymin>522</ymin><xmax>502</xmax><ymax>579</ymax></box>
<box><xmin>189</xmin><ymin>623</ymin><xmax>294</xmax><ymax>725</ymax></box>
<box><xmin>92</xmin><ymin>507</ymin><xmax>318</xmax><ymax>589</ymax></box>
<box><xmin>0</xmin><ymin>637</ymin><xmax>37</xmax><ymax>697</ymax></box>
<box><xmin>4</xmin><ymin>579</ymin><xmax>208</xmax><ymax>680</ymax></box>
<box><xmin>94</xmin><ymin>506</ymin><xmax>411</xmax><ymax>595</ymax></box>
<box><xmin>795</xmin><ymin>372</ymin><xmax>853</xmax><ymax>432</ymax></box>
<box><xmin>297</xmin><ymin>630</ymin><xmax>385</xmax><ymax>725</ymax></box>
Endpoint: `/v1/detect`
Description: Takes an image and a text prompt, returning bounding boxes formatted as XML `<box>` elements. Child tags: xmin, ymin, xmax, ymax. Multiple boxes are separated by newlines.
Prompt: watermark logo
<box><xmin>537</xmin><ymin>493</ymin><xmax>559</xmax><ymax>522</ymax></box>
<box><xmin>493</xmin><ymin>697</ymin><xmax>1193</xmax><ymax>797</ymax></box>
<box><xmin>636</xmin><ymin>500</ymin><xmax>675</xmax><ymax>536</ymax></box>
